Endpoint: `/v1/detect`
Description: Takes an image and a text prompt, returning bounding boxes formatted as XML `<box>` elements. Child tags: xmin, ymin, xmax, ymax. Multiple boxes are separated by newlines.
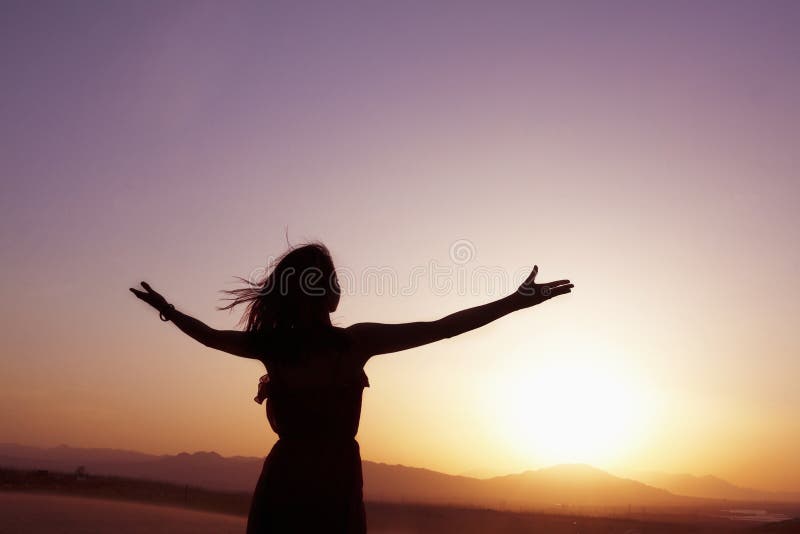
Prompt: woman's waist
<box><xmin>267</xmin><ymin>407</ymin><xmax>362</xmax><ymax>438</ymax></box>
<box><xmin>276</xmin><ymin>432</ymin><xmax>360</xmax><ymax>445</ymax></box>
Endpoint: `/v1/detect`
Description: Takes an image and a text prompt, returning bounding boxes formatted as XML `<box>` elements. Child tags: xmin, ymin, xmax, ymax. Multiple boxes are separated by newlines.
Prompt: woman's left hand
<box><xmin>514</xmin><ymin>265</ymin><xmax>573</xmax><ymax>308</ymax></box>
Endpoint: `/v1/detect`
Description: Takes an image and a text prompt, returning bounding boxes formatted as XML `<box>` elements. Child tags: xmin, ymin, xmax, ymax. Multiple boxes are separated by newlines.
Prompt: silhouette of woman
<box><xmin>129</xmin><ymin>242</ymin><xmax>572</xmax><ymax>533</ymax></box>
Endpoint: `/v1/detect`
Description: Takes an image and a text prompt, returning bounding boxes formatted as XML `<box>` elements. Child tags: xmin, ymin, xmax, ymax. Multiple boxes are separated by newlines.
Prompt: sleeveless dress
<box><xmin>246</xmin><ymin>356</ymin><xmax>370</xmax><ymax>534</ymax></box>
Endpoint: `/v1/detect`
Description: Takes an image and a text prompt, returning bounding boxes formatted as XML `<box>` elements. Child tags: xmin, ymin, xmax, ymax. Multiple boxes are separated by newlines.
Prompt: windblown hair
<box><xmin>218</xmin><ymin>242</ymin><xmax>339</xmax><ymax>335</ymax></box>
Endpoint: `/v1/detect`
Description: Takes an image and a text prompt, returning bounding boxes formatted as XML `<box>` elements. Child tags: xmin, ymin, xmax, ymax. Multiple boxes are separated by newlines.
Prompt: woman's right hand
<box><xmin>129</xmin><ymin>281</ymin><xmax>171</xmax><ymax>313</ymax></box>
<box><xmin>514</xmin><ymin>265</ymin><xmax>573</xmax><ymax>308</ymax></box>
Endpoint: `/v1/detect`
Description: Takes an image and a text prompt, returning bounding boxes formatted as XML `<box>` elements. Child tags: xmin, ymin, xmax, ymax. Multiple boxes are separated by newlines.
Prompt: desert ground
<box><xmin>4</xmin><ymin>491</ymin><xmax>790</xmax><ymax>534</ymax></box>
<box><xmin>0</xmin><ymin>492</ymin><xmax>245</xmax><ymax>534</ymax></box>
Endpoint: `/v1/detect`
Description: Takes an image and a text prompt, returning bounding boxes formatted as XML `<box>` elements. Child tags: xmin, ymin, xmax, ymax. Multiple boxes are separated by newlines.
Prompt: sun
<box><xmin>490</xmin><ymin>356</ymin><xmax>648</xmax><ymax>467</ymax></box>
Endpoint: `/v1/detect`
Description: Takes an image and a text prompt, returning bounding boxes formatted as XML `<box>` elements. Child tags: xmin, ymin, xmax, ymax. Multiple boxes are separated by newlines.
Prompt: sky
<box><xmin>1</xmin><ymin>1</ymin><xmax>799</xmax><ymax>492</ymax></box>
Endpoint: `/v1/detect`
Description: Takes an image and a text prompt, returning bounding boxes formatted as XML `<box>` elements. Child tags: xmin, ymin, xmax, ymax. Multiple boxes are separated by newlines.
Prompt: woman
<box><xmin>129</xmin><ymin>242</ymin><xmax>573</xmax><ymax>533</ymax></box>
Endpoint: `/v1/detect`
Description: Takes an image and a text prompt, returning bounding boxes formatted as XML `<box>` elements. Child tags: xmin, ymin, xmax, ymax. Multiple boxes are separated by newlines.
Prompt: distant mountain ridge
<box><xmin>622</xmin><ymin>470</ymin><xmax>800</xmax><ymax>503</ymax></box>
<box><xmin>1</xmin><ymin>443</ymin><xmax>797</xmax><ymax>509</ymax></box>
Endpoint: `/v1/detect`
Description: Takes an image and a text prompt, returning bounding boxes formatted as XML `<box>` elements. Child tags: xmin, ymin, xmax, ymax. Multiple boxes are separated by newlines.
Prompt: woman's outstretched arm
<box><xmin>129</xmin><ymin>281</ymin><xmax>260</xmax><ymax>359</ymax></box>
<box><xmin>347</xmin><ymin>265</ymin><xmax>573</xmax><ymax>359</ymax></box>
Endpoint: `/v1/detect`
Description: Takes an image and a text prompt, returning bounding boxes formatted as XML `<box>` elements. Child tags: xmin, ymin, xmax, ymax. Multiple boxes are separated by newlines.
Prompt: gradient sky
<box><xmin>1</xmin><ymin>1</ymin><xmax>799</xmax><ymax>492</ymax></box>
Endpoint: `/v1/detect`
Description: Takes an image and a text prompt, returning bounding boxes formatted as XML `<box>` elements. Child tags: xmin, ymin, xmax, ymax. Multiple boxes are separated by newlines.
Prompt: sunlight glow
<box><xmin>492</xmin><ymin>355</ymin><xmax>648</xmax><ymax>467</ymax></box>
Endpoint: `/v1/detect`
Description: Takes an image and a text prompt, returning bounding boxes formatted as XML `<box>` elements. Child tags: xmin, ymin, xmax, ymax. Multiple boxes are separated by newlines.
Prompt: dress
<box><xmin>246</xmin><ymin>357</ymin><xmax>370</xmax><ymax>534</ymax></box>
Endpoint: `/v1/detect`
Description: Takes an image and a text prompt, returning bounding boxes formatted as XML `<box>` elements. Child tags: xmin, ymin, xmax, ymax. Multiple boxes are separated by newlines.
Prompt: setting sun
<box><xmin>492</xmin><ymin>355</ymin><xmax>649</xmax><ymax>467</ymax></box>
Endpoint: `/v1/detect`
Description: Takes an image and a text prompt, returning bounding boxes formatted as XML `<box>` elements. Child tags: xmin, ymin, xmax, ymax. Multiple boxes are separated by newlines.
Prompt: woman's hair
<box><xmin>218</xmin><ymin>242</ymin><xmax>339</xmax><ymax>334</ymax></box>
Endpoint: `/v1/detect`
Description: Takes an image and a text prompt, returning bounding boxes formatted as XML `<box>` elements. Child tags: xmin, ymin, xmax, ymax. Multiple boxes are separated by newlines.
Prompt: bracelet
<box><xmin>159</xmin><ymin>303</ymin><xmax>176</xmax><ymax>322</ymax></box>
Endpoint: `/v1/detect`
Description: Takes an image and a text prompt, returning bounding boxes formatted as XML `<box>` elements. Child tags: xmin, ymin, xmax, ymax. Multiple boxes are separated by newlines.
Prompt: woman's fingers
<box><xmin>130</xmin><ymin>287</ymin><xmax>152</xmax><ymax>301</ymax></box>
<box><xmin>543</xmin><ymin>279</ymin><xmax>571</xmax><ymax>288</ymax></box>
<box><xmin>548</xmin><ymin>285</ymin><xmax>574</xmax><ymax>298</ymax></box>
<box><xmin>140</xmin><ymin>281</ymin><xmax>165</xmax><ymax>301</ymax></box>
<box><xmin>523</xmin><ymin>265</ymin><xmax>539</xmax><ymax>286</ymax></box>
<box><xmin>129</xmin><ymin>285</ymin><xmax>164</xmax><ymax>309</ymax></box>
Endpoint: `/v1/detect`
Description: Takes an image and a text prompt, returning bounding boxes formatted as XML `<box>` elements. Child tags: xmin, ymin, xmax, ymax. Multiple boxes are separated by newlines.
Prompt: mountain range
<box><xmin>1</xmin><ymin>443</ymin><xmax>797</xmax><ymax>510</ymax></box>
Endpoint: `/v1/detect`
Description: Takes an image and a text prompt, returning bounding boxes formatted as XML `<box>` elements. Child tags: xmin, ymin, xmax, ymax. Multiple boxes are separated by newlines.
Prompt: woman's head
<box><xmin>219</xmin><ymin>242</ymin><xmax>341</xmax><ymax>332</ymax></box>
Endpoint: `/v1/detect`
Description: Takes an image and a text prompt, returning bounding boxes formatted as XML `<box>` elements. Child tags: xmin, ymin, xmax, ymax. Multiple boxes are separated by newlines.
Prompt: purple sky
<box><xmin>1</xmin><ymin>1</ymin><xmax>799</xmax><ymax>491</ymax></box>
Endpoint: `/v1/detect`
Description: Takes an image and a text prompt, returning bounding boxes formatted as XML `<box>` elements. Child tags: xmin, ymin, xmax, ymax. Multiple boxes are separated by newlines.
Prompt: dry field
<box><xmin>0</xmin><ymin>492</ymin><xmax>245</xmax><ymax>534</ymax></box>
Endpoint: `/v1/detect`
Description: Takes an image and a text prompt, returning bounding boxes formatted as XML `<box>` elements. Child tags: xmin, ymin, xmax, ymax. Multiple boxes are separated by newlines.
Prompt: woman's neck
<box><xmin>293</xmin><ymin>310</ymin><xmax>332</xmax><ymax>330</ymax></box>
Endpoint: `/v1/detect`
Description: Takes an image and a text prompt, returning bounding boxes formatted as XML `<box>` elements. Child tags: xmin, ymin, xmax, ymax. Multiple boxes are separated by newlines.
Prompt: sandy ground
<box><xmin>0</xmin><ymin>492</ymin><xmax>246</xmax><ymax>534</ymax></box>
<box><xmin>1</xmin><ymin>491</ymin><xmax>763</xmax><ymax>533</ymax></box>
<box><xmin>0</xmin><ymin>493</ymin><xmax>414</xmax><ymax>534</ymax></box>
